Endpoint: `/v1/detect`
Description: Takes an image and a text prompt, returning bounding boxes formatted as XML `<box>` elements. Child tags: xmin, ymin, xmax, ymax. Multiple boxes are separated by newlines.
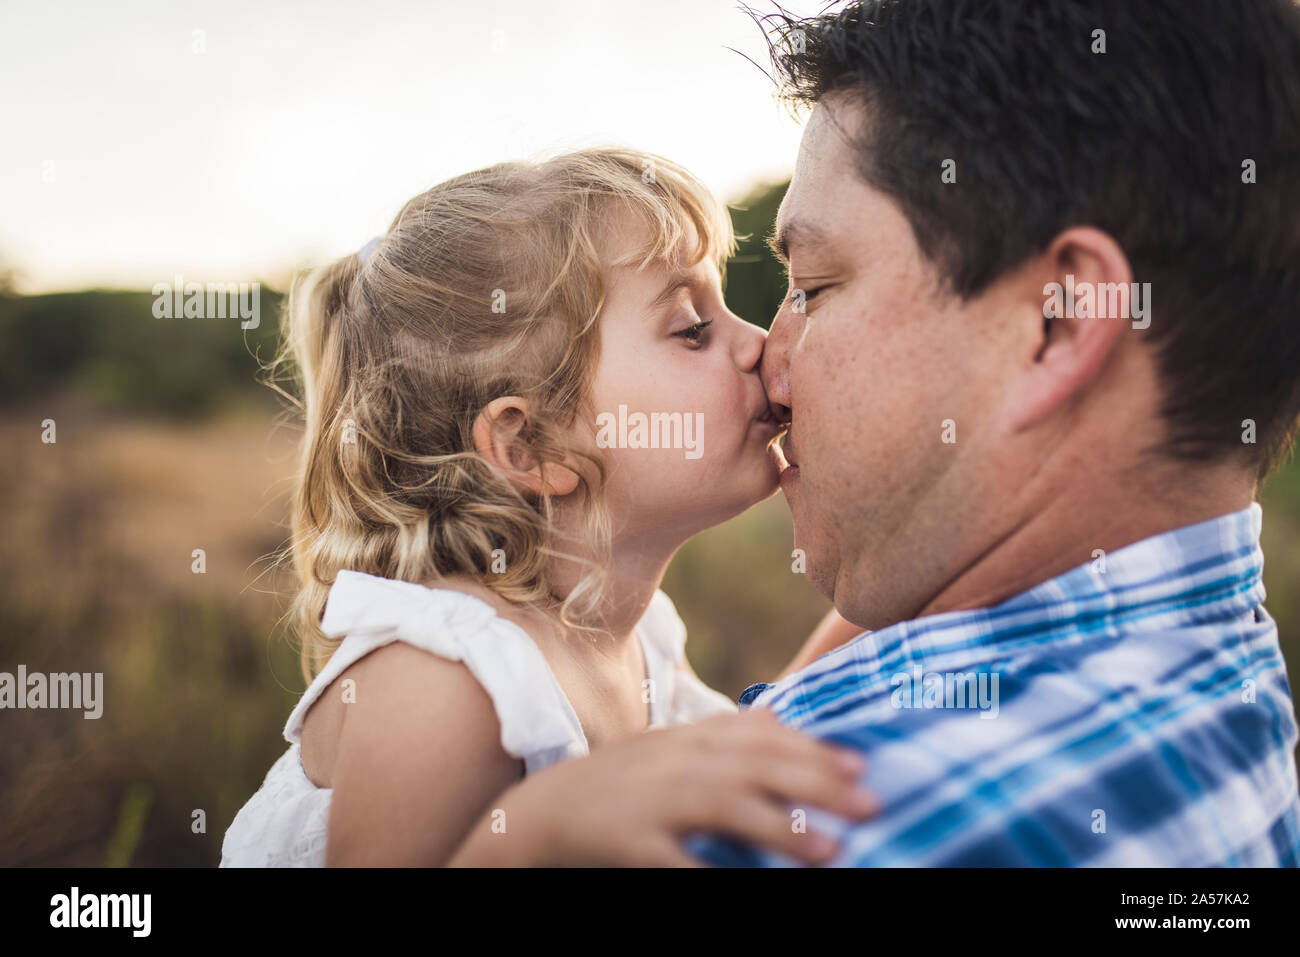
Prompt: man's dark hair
<box><xmin>757</xmin><ymin>0</ymin><xmax>1300</xmax><ymax>478</ymax></box>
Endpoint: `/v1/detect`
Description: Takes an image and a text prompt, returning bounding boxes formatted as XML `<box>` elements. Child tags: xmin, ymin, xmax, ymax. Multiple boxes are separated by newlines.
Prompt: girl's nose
<box><xmin>732</xmin><ymin>314</ymin><xmax>767</xmax><ymax>372</ymax></box>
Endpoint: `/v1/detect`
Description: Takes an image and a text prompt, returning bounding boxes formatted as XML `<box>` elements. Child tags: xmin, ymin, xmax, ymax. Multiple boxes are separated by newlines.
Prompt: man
<box><xmin>688</xmin><ymin>0</ymin><xmax>1300</xmax><ymax>866</ymax></box>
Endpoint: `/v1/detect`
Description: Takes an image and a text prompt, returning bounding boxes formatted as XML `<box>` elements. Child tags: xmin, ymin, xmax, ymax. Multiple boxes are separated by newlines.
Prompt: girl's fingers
<box><xmin>752</xmin><ymin>757</ymin><xmax>880</xmax><ymax>820</ymax></box>
<box><xmin>640</xmin><ymin>839</ymin><xmax>706</xmax><ymax>868</ymax></box>
<box><xmin>740</xmin><ymin>709</ymin><xmax>868</xmax><ymax>778</ymax></box>
<box><xmin>740</xmin><ymin>718</ymin><xmax>873</xmax><ymax>802</ymax></box>
<box><xmin>703</xmin><ymin>794</ymin><xmax>841</xmax><ymax>865</ymax></box>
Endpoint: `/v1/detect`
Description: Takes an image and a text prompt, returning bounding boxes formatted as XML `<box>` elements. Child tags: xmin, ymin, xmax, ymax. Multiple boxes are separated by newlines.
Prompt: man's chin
<box><xmin>787</xmin><ymin>517</ymin><xmax>839</xmax><ymax>601</ymax></box>
<box><xmin>806</xmin><ymin>560</ymin><xmax>837</xmax><ymax>604</ymax></box>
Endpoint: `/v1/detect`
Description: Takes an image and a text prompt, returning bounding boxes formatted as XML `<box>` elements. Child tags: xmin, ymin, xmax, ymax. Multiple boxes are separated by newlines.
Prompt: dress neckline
<box><xmin>481</xmin><ymin>599</ymin><xmax>660</xmax><ymax>756</ymax></box>
<box><xmin>299</xmin><ymin>577</ymin><xmax>663</xmax><ymax>782</ymax></box>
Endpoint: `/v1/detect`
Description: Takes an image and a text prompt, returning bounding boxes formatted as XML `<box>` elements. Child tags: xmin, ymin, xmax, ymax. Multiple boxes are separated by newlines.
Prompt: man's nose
<box><xmin>761</xmin><ymin>309</ymin><xmax>793</xmax><ymax>419</ymax></box>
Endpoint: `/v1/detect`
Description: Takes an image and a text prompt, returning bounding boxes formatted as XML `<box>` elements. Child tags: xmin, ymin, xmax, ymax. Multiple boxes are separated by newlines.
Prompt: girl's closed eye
<box><xmin>674</xmin><ymin>319</ymin><xmax>713</xmax><ymax>346</ymax></box>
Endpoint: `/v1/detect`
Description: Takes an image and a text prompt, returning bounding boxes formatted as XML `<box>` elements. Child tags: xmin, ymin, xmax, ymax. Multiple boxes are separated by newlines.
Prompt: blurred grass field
<box><xmin>2</xmin><ymin>181</ymin><xmax>1298</xmax><ymax>865</ymax></box>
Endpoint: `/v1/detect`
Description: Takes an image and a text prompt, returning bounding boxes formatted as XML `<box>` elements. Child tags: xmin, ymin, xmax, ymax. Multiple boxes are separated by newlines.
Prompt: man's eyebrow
<box><xmin>767</xmin><ymin>219</ymin><xmax>828</xmax><ymax>264</ymax></box>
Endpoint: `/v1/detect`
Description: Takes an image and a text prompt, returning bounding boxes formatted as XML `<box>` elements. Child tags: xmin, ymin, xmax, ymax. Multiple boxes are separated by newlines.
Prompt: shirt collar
<box><xmin>772</xmin><ymin>503</ymin><xmax>1266</xmax><ymax>693</ymax></box>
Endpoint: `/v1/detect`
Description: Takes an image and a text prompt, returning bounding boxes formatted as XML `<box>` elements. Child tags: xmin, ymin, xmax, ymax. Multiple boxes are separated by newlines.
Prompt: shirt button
<box><xmin>738</xmin><ymin>682</ymin><xmax>773</xmax><ymax>708</ymax></box>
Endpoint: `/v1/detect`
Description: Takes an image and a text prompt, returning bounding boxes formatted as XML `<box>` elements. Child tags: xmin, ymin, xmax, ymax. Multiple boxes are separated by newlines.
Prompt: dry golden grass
<box><xmin>0</xmin><ymin>400</ymin><xmax>301</xmax><ymax>865</ymax></box>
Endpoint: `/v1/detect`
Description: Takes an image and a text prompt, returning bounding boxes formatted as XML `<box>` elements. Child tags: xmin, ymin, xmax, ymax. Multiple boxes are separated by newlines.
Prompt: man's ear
<box><xmin>1008</xmin><ymin>226</ymin><xmax>1135</xmax><ymax>433</ymax></box>
<box><xmin>472</xmin><ymin>396</ymin><xmax>581</xmax><ymax>498</ymax></box>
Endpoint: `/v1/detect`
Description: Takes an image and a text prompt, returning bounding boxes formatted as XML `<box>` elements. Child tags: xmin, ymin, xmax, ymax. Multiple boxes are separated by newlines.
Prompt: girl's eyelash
<box><xmin>675</xmin><ymin>319</ymin><xmax>712</xmax><ymax>344</ymax></box>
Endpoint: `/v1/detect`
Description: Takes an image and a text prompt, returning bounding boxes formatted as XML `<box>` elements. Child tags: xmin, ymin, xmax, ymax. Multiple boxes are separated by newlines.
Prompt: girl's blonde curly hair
<box><xmin>270</xmin><ymin>148</ymin><xmax>735</xmax><ymax>684</ymax></box>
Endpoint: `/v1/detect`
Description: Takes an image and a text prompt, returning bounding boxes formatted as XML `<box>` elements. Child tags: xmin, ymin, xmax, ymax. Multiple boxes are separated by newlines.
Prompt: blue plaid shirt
<box><xmin>689</xmin><ymin>503</ymin><xmax>1300</xmax><ymax>866</ymax></box>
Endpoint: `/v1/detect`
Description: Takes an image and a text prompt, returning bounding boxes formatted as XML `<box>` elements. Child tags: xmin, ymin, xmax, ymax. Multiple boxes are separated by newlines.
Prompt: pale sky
<box><xmin>0</xmin><ymin>0</ymin><xmax>827</xmax><ymax>294</ymax></box>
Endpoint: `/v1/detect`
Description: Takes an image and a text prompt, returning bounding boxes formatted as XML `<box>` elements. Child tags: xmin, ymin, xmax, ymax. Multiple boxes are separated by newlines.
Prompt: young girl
<box><xmin>220</xmin><ymin>149</ymin><xmax>877</xmax><ymax>867</ymax></box>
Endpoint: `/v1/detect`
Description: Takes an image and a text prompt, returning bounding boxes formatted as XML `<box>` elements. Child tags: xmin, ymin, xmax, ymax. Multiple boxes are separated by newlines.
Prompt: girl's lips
<box><xmin>758</xmin><ymin>403</ymin><xmax>792</xmax><ymax>428</ymax></box>
<box><xmin>754</xmin><ymin>406</ymin><xmax>790</xmax><ymax>446</ymax></box>
<box><xmin>753</xmin><ymin>415</ymin><xmax>784</xmax><ymax>441</ymax></box>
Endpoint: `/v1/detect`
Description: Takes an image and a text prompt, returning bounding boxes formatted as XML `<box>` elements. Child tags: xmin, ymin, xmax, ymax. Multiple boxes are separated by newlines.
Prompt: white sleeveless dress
<box><xmin>220</xmin><ymin>570</ymin><xmax>737</xmax><ymax>867</ymax></box>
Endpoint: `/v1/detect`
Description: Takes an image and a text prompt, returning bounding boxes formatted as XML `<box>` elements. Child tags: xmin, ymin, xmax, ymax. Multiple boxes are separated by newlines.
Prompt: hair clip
<box><xmin>358</xmin><ymin>235</ymin><xmax>383</xmax><ymax>264</ymax></box>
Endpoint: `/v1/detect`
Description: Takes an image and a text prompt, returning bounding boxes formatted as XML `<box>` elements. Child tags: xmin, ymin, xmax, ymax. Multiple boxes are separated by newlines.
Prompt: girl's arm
<box><xmin>327</xmin><ymin>639</ymin><xmax>879</xmax><ymax>867</ymax></box>
<box><xmin>778</xmin><ymin>607</ymin><xmax>869</xmax><ymax>680</ymax></box>
<box><xmin>325</xmin><ymin>641</ymin><xmax>522</xmax><ymax>866</ymax></box>
<box><xmin>448</xmin><ymin>707</ymin><xmax>879</xmax><ymax>867</ymax></box>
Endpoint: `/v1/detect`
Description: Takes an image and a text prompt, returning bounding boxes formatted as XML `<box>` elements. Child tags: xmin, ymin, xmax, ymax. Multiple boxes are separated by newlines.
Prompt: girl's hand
<box><xmin>448</xmin><ymin>707</ymin><xmax>879</xmax><ymax>867</ymax></box>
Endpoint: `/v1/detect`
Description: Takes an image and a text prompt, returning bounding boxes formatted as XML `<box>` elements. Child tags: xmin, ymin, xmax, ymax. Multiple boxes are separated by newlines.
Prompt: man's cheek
<box><xmin>791</xmin><ymin>357</ymin><xmax>832</xmax><ymax>420</ymax></box>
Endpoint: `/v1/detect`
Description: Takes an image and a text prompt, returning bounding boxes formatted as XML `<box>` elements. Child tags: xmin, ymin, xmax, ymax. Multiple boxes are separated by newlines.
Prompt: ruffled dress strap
<box><xmin>283</xmin><ymin>570</ymin><xmax>589</xmax><ymax>773</ymax></box>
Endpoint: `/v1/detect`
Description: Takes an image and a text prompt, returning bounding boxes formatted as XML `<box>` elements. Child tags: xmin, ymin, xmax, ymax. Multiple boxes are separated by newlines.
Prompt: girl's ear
<box><xmin>472</xmin><ymin>396</ymin><xmax>580</xmax><ymax>497</ymax></box>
